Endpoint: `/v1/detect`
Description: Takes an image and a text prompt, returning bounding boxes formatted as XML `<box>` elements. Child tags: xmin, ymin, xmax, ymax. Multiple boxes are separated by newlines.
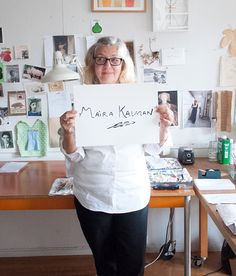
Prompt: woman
<box><xmin>189</xmin><ymin>99</ymin><xmax>198</xmax><ymax>124</ymax></box>
<box><xmin>59</xmin><ymin>36</ymin><xmax>174</xmax><ymax>276</ymax></box>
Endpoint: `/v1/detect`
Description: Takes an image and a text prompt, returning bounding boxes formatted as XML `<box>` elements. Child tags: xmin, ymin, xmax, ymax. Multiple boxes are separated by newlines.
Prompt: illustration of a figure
<box><xmin>28</xmin><ymin>98</ymin><xmax>41</xmax><ymax>116</ymax></box>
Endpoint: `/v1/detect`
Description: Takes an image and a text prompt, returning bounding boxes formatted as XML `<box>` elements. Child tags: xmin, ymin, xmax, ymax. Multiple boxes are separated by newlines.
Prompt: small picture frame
<box><xmin>92</xmin><ymin>0</ymin><xmax>146</xmax><ymax>12</ymax></box>
<box><xmin>8</xmin><ymin>91</ymin><xmax>27</xmax><ymax>116</ymax></box>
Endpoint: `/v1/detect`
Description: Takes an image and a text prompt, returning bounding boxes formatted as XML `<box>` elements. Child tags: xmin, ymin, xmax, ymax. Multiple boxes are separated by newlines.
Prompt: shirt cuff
<box><xmin>59</xmin><ymin>127</ymin><xmax>85</xmax><ymax>162</ymax></box>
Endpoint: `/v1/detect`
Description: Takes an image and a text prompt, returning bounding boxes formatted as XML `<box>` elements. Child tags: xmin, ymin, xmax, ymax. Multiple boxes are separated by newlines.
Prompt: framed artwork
<box><xmin>153</xmin><ymin>0</ymin><xmax>188</xmax><ymax>32</ymax></box>
<box><xmin>8</xmin><ymin>91</ymin><xmax>27</xmax><ymax>116</ymax></box>
<box><xmin>92</xmin><ymin>0</ymin><xmax>146</xmax><ymax>12</ymax></box>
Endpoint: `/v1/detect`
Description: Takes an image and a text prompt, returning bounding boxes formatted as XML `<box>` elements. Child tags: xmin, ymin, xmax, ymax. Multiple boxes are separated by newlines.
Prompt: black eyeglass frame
<box><xmin>93</xmin><ymin>56</ymin><xmax>123</xmax><ymax>66</ymax></box>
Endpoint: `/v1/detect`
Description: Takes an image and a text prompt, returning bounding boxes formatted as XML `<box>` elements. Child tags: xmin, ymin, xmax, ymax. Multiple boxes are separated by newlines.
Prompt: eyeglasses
<box><xmin>94</xmin><ymin>56</ymin><xmax>123</xmax><ymax>66</ymax></box>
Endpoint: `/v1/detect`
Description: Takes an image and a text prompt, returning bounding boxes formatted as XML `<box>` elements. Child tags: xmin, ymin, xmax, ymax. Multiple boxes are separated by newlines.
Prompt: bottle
<box><xmin>208</xmin><ymin>117</ymin><xmax>217</xmax><ymax>162</ymax></box>
<box><xmin>218</xmin><ymin>136</ymin><xmax>230</xmax><ymax>165</ymax></box>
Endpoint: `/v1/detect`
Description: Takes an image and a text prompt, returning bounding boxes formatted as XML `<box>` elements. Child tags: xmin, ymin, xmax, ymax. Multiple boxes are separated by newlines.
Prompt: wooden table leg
<box><xmin>199</xmin><ymin>201</ymin><xmax>208</xmax><ymax>259</ymax></box>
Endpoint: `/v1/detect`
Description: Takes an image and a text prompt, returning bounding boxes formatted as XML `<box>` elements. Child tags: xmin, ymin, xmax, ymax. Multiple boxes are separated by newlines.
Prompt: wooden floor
<box><xmin>0</xmin><ymin>252</ymin><xmax>229</xmax><ymax>276</ymax></box>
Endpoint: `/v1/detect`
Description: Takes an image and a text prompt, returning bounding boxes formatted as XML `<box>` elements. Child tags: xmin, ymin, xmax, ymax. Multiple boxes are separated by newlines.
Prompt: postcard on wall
<box><xmin>22</xmin><ymin>64</ymin><xmax>46</xmax><ymax>82</ymax></box>
<box><xmin>14</xmin><ymin>45</ymin><xmax>29</xmax><ymax>59</ymax></box>
<box><xmin>73</xmin><ymin>83</ymin><xmax>160</xmax><ymax>147</ymax></box>
<box><xmin>0</xmin><ymin>62</ymin><xmax>4</xmax><ymax>83</ymax></box>
<box><xmin>0</xmin><ymin>107</ymin><xmax>9</xmax><ymax>125</ymax></box>
<box><xmin>144</xmin><ymin>65</ymin><xmax>167</xmax><ymax>84</ymax></box>
<box><xmin>0</xmin><ymin>84</ymin><xmax>3</xmax><ymax>97</ymax></box>
<box><xmin>48</xmin><ymin>81</ymin><xmax>64</xmax><ymax>92</ymax></box>
<box><xmin>0</xmin><ymin>47</ymin><xmax>12</xmax><ymax>62</ymax></box>
<box><xmin>219</xmin><ymin>56</ymin><xmax>236</xmax><ymax>86</ymax></box>
<box><xmin>24</xmin><ymin>82</ymin><xmax>47</xmax><ymax>96</ymax></box>
<box><xmin>0</xmin><ymin>27</ymin><xmax>3</xmax><ymax>43</ymax></box>
<box><xmin>158</xmin><ymin>90</ymin><xmax>178</xmax><ymax>126</ymax></box>
<box><xmin>27</xmin><ymin>97</ymin><xmax>42</xmax><ymax>117</ymax></box>
<box><xmin>182</xmin><ymin>90</ymin><xmax>212</xmax><ymax>128</ymax></box>
<box><xmin>8</xmin><ymin>91</ymin><xmax>27</xmax><ymax>116</ymax></box>
<box><xmin>161</xmin><ymin>48</ymin><xmax>186</xmax><ymax>66</ymax></box>
<box><xmin>6</xmin><ymin>64</ymin><xmax>20</xmax><ymax>83</ymax></box>
<box><xmin>0</xmin><ymin>130</ymin><xmax>14</xmax><ymax>149</ymax></box>
<box><xmin>44</xmin><ymin>35</ymin><xmax>76</xmax><ymax>67</ymax></box>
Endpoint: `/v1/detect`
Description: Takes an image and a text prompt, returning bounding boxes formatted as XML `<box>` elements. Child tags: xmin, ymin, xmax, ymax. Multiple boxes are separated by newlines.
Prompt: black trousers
<box><xmin>74</xmin><ymin>197</ymin><xmax>148</xmax><ymax>276</ymax></box>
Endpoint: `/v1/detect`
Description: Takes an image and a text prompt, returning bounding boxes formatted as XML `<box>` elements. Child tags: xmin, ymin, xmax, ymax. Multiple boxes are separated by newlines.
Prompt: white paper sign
<box><xmin>73</xmin><ymin>83</ymin><xmax>160</xmax><ymax>147</ymax></box>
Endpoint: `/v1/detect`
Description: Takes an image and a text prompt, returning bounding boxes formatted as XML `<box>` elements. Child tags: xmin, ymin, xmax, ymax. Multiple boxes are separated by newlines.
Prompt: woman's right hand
<box><xmin>60</xmin><ymin>110</ymin><xmax>77</xmax><ymax>134</ymax></box>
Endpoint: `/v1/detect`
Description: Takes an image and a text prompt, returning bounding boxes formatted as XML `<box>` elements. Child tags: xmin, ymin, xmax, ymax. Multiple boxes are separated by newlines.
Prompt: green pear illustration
<box><xmin>92</xmin><ymin>22</ymin><xmax>102</xmax><ymax>34</ymax></box>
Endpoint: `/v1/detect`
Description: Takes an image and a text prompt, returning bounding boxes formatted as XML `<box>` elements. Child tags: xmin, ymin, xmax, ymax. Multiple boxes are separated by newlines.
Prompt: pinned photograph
<box><xmin>0</xmin><ymin>83</ymin><xmax>3</xmax><ymax>97</ymax></box>
<box><xmin>27</xmin><ymin>97</ymin><xmax>42</xmax><ymax>116</ymax></box>
<box><xmin>0</xmin><ymin>130</ymin><xmax>14</xmax><ymax>149</ymax></box>
<box><xmin>0</xmin><ymin>63</ymin><xmax>3</xmax><ymax>83</ymax></box>
<box><xmin>22</xmin><ymin>64</ymin><xmax>46</xmax><ymax>81</ymax></box>
<box><xmin>0</xmin><ymin>107</ymin><xmax>9</xmax><ymax>125</ymax></box>
<box><xmin>53</xmin><ymin>35</ymin><xmax>76</xmax><ymax>64</ymax></box>
<box><xmin>14</xmin><ymin>45</ymin><xmax>29</xmax><ymax>59</ymax></box>
<box><xmin>0</xmin><ymin>47</ymin><xmax>12</xmax><ymax>62</ymax></box>
<box><xmin>0</xmin><ymin>28</ymin><xmax>3</xmax><ymax>43</ymax></box>
<box><xmin>144</xmin><ymin>67</ymin><xmax>166</xmax><ymax>84</ymax></box>
<box><xmin>8</xmin><ymin>91</ymin><xmax>27</xmax><ymax>116</ymax></box>
<box><xmin>158</xmin><ymin>90</ymin><xmax>178</xmax><ymax>126</ymax></box>
<box><xmin>24</xmin><ymin>82</ymin><xmax>46</xmax><ymax>96</ymax></box>
<box><xmin>183</xmin><ymin>90</ymin><xmax>212</xmax><ymax>128</ymax></box>
<box><xmin>6</xmin><ymin>64</ymin><xmax>20</xmax><ymax>83</ymax></box>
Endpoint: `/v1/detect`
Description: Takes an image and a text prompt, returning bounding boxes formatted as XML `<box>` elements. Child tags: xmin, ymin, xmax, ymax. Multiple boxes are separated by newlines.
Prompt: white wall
<box><xmin>0</xmin><ymin>0</ymin><xmax>236</xmax><ymax>257</ymax></box>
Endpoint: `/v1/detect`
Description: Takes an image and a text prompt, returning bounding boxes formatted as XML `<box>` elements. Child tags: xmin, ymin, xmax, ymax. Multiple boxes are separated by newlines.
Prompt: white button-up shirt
<box><xmin>61</xmin><ymin>142</ymin><xmax>160</xmax><ymax>214</ymax></box>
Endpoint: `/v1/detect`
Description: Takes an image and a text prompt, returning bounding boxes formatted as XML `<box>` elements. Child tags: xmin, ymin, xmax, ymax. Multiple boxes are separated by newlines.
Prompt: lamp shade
<box><xmin>41</xmin><ymin>51</ymin><xmax>80</xmax><ymax>83</ymax></box>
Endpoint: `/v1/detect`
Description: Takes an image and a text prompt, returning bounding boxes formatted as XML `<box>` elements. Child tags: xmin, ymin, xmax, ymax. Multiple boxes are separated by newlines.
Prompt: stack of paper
<box><xmin>194</xmin><ymin>179</ymin><xmax>235</xmax><ymax>190</ymax></box>
<box><xmin>0</xmin><ymin>162</ymin><xmax>28</xmax><ymax>173</ymax></box>
<box><xmin>203</xmin><ymin>194</ymin><xmax>236</xmax><ymax>204</ymax></box>
<box><xmin>216</xmin><ymin>204</ymin><xmax>236</xmax><ymax>235</ymax></box>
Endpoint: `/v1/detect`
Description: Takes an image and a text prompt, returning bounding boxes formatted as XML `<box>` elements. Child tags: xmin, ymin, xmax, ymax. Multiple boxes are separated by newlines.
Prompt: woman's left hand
<box><xmin>156</xmin><ymin>104</ymin><xmax>175</xmax><ymax>126</ymax></box>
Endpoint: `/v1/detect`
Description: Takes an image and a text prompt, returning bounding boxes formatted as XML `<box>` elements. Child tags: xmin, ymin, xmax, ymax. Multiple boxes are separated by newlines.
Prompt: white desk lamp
<box><xmin>41</xmin><ymin>51</ymin><xmax>81</xmax><ymax>83</ymax></box>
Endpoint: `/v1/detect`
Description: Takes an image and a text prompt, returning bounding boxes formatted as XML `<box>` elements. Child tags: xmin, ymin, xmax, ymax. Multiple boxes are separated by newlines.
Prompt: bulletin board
<box><xmin>0</xmin><ymin>0</ymin><xmax>85</xmax><ymax>160</ymax></box>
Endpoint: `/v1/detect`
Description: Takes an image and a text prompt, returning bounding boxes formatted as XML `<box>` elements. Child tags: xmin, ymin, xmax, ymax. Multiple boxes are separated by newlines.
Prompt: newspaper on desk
<box><xmin>146</xmin><ymin>157</ymin><xmax>193</xmax><ymax>188</ymax></box>
<box><xmin>49</xmin><ymin>177</ymin><xmax>74</xmax><ymax>196</ymax></box>
<box><xmin>216</xmin><ymin>204</ymin><xmax>236</xmax><ymax>235</ymax></box>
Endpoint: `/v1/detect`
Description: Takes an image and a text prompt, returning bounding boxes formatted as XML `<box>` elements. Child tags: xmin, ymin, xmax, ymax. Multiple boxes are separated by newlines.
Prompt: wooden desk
<box><xmin>0</xmin><ymin>161</ymin><xmax>194</xmax><ymax>276</ymax></box>
<box><xmin>191</xmin><ymin>158</ymin><xmax>236</xmax><ymax>258</ymax></box>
